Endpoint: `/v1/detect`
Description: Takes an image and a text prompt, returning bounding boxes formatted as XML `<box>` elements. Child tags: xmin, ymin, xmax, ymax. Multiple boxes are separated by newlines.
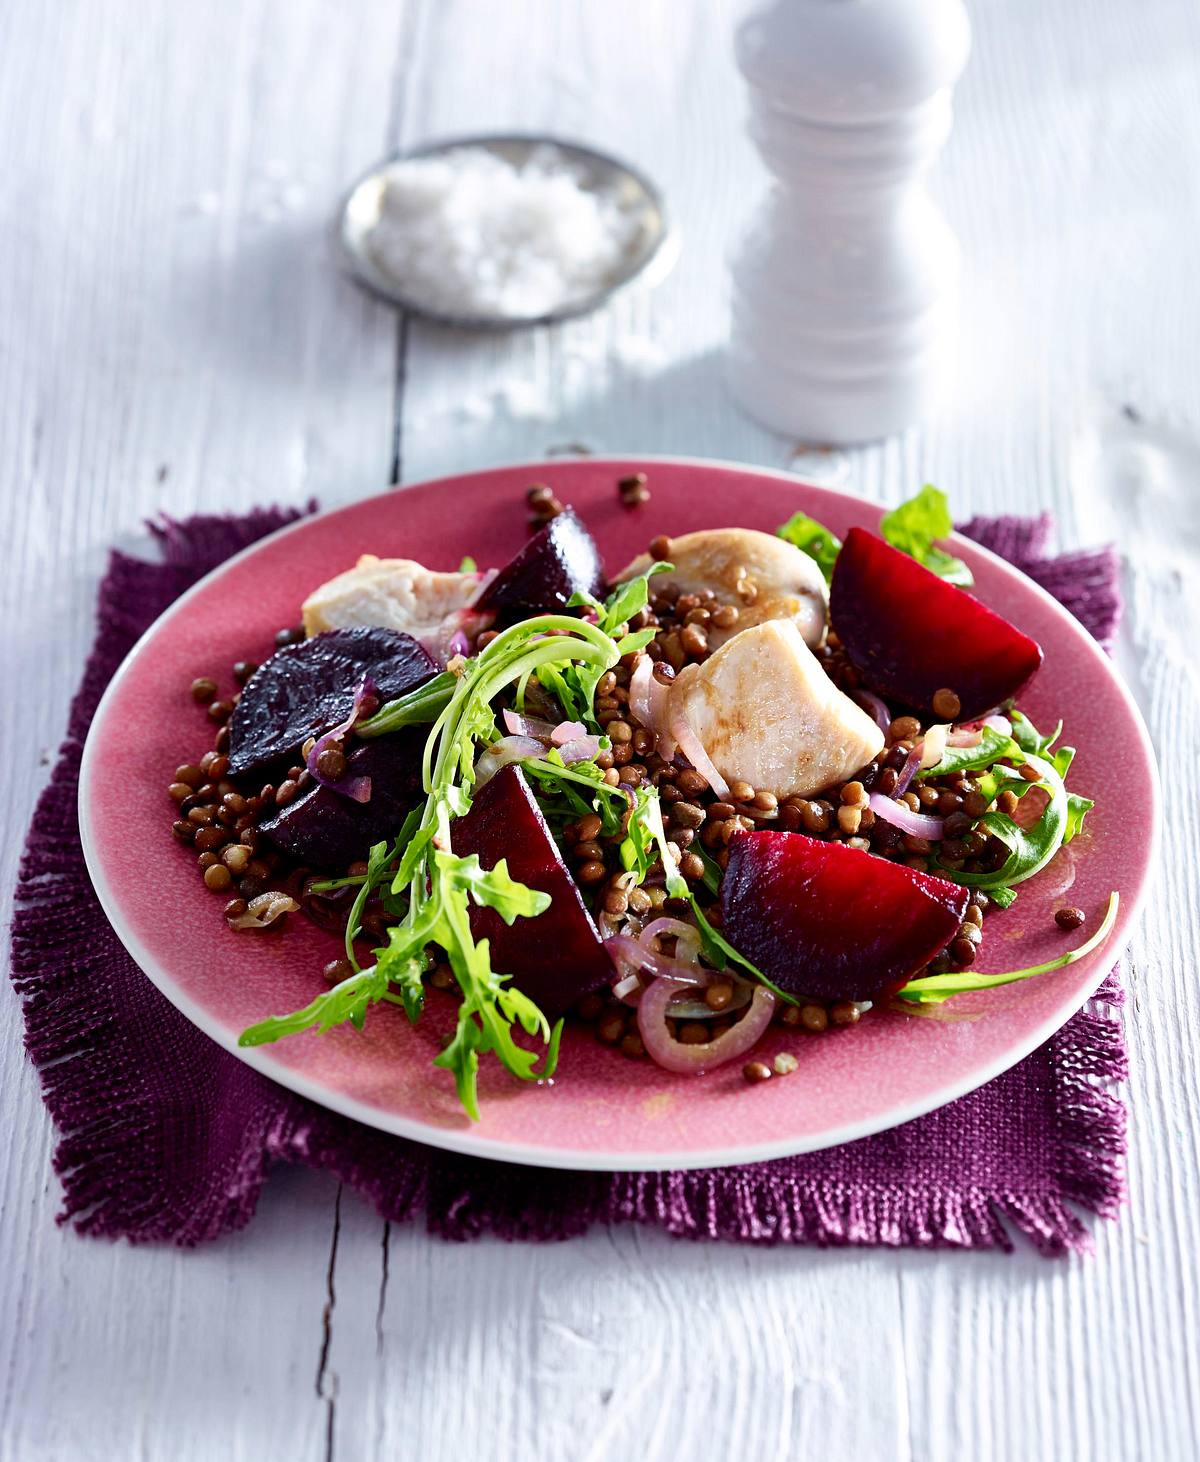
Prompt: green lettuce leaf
<box><xmin>776</xmin><ymin>511</ymin><xmax>842</xmax><ymax>583</ymax></box>
<box><xmin>879</xmin><ymin>486</ymin><xmax>973</xmax><ymax>586</ymax></box>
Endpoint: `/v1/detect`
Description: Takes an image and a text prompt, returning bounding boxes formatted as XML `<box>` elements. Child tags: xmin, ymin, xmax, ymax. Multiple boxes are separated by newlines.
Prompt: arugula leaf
<box><xmin>896</xmin><ymin>892</ymin><xmax>1119</xmax><ymax>1005</ymax></box>
<box><xmin>1010</xmin><ymin>709</ymin><xmax>1062</xmax><ymax>757</ymax></box>
<box><xmin>434</xmin><ymin>850</ymin><xmax>551</xmax><ymax>924</ymax></box>
<box><xmin>240</xmin><ymin>964</ymin><xmax>391</xmax><ymax>1045</ymax></box>
<box><xmin>357</xmin><ymin>671</ymin><xmax>458</xmax><ymax>738</ymax></box>
<box><xmin>880</xmin><ymin>486</ymin><xmax>973</xmax><ymax>586</ymax></box>
<box><xmin>776</xmin><ymin>511</ymin><xmax>842</xmax><ymax>583</ymax></box>
<box><xmin>936</xmin><ymin>749</ymin><xmax>1070</xmax><ymax>895</ymax></box>
<box><xmin>689</xmin><ymin>899</ymin><xmax>799</xmax><ymax>1007</ymax></box>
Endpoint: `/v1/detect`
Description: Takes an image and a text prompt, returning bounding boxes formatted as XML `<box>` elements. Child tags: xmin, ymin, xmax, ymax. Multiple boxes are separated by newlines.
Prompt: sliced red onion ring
<box><xmin>670</xmin><ymin>713</ymin><xmax>731</xmax><ymax>800</ymax></box>
<box><xmin>551</xmin><ymin>719</ymin><xmax>588</xmax><ymax>745</ymax></box>
<box><xmin>638</xmin><ymin>916</ymin><xmax>702</xmax><ymax>967</ymax></box>
<box><xmin>557</xmin><ymin>735</ymin><xmax>604</xmax><ymax>765</ymax></box>
<box><xmin>305</xmin><ymin>675</ymin><xmax>380</xmax><ymax>803</ymax></box>
<box><xmin>868</xmin><ymin>792</ymin><xmax>945</xmax><ymax>840</ymax></box>
<box><xmin>605</xmin><ymin>934</ymin><xmax>712</xmax><ymax>988</ymax></box>
<box><xmin>637</xmin><ymin>978</ymin><xmax>776</xmax><ymax>1074</ymax></box>
<box><xmin>502</xmin><ymin>709</ymin><xmax>559</xmax><ymax>741</ymax></box>
<box><xmin>892</xmin><ymin>742</ymin><xmax>925</xmax><ymax>798</ymax></box>
<box><xmin>474</xmin><ymin>734</ymin><xmax>547</xmax><ymax>787</ymax></box>
<box><xmin>662</xmin><ymin>981</ymin><xmax>754</xmax><ymax>1021</ymax></box>
<box><xmin>983</xmin><ymin>714</ymin><xmax>1012</xmax><ymax>736</ymax></box>
<box><xmin>853</xmin><ymin>689</ymin><xmax>892</xmax><ymax>734</ymax></box>
<box><xmin>946</xmin><ymin>726</ymin><xmax>985</xmax><ymax>748</ymax></box>
<box><xmin>447</xmin><ymin>628</ymin><xmax>470</xmax><ymax>658</ymax></box>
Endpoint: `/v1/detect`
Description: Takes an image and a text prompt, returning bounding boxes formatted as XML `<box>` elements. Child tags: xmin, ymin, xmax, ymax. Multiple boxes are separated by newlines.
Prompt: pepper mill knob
<box><xmin>727</xmin><ymin>0</ymin><xmax>971</xmax><ymax>445</ymax></box>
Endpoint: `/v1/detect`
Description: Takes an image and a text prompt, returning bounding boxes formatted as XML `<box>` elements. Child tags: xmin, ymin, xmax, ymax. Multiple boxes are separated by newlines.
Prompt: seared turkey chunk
<box><xmin>301</xmin><ymin>555</ymin><xmax>477</xmax><ymax>646</ymax></box>
<box><xmin>619</xmin><ymin>528</ymin><xmax>827</xmax><ymax>649</ymax></box>
<box><xmin>668</xmin><ymin>620</ymin><xmax>884</xmax><ymax>799</ymax></box>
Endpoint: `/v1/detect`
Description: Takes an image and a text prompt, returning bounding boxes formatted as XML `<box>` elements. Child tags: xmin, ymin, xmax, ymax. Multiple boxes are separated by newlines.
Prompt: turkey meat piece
<box><xmin>619</xmin><ymin>528</ymin><xmax>827</xmax><ymax>650</ymax></box>
<box><xmin>301</xmin><ymin>555</ymin><xmax>481</xmax><ymax>655</ymax></box>
<box><xmin>667</xmin><ymin>619</ymin><xmax>884</xmax><ymax>799</ymax></box>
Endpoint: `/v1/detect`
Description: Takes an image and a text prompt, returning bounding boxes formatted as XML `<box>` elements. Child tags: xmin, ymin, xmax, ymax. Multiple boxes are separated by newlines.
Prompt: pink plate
<box><xmin>79</xmin><ymin>459</ymin><xmax>1158</xmax><ymax>1171</ymax></box>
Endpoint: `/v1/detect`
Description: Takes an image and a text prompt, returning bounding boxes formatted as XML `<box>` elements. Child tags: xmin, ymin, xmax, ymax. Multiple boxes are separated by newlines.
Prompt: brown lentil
<box><xmin>743</xmin><ymin>1060</ymin><xmax>772</xmax><ymax>1084</ymax></box>
<box><xmin>233</xmin><ymin>660</ymin><xmax>259</xmax><ymax>686</ymax></box>
<box><xmin>221</xmin><ymin>843</ymin><xmax>252</xmax><ymax>875</ymax></box>
<box><xmin>576</xmin><ymin>860</ymin><xmax>607</xmax><ymax>885</ymax></box>
<box><xmin>1055</xmin><ymin>906</ymin><xmax>1086</xmax><ymax>931</ymax></box>
<box><xmin>315</xmin><ymin>746</ymin><xmax>346</xmax><ymax>780</ymax></box>
<box><xmin>890</xmin><ymin>715</ymin><xmax>921</xmax><ymax>743</ymax></box>
<box><xmin>830</xmin><ymin>1002</ymin><xmax>862</xmax><ymax>1027</ymax></box>
<box><xmin>648</xmin><ymin>534</ymin><xmax>672</xmax><ymax>561</ymax></box>
<box><xmin>203</xmin><ymin>863</ymin><xmax>233</xmax><ymax>893</ymax></box>
<box><xmin>800</xmin><ymin>1003</ymin><xmax>828</xmax><ymax>1033</ymax></box>
<box><xmin>932</xmin><ymin>687</ymin><xmax>961</xmax><ymax>719</ymax></box>
<box><xmin>323</xmin><ymin>958</ymin><xmax>354</xmax><ymax>983</ymax></box>
<box><xmin>950</xmin><ymin>936</ymin><xmax>977</xmax><ymax>966</ymax></box>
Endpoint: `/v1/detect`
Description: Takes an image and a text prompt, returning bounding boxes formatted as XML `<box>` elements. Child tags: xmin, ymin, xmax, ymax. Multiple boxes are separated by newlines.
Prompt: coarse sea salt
<box><xmin>363</xmin><ymin>145</ymin><xmax>643</xmax><ymax>321</ymax></box>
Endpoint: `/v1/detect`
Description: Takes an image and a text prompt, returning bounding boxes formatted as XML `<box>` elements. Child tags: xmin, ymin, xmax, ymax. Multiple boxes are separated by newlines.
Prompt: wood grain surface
<box><xmin>1</xmin><ymin>2</ymin><xmax>1197</xmax><ymax>1459</ymax></box>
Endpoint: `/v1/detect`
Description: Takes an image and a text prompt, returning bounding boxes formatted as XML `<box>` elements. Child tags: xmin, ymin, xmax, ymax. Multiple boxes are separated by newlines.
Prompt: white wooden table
<box><xmin>2</xmin><ymin>3</ymin><xmax>1198</xmax><ymax>1459</ymax></box>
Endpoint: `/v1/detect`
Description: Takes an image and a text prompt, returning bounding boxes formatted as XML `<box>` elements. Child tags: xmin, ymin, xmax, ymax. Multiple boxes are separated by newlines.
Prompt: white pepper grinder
<box><xmin>727</xmin><ymin>0</ymin><xmax>971</xmax><ymax>444</ymax></box>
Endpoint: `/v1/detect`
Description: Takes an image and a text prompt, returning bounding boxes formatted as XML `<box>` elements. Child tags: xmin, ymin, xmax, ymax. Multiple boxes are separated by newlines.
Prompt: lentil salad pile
<box><xmin>165</xmin><ymin>479</ymin><xmax>1116</xmax><ymax>1118</ymax></box>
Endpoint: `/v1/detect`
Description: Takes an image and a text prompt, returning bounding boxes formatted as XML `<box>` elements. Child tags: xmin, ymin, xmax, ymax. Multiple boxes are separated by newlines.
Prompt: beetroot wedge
<box><xmin>451</xmin><ymin>765</ymin><xmax>613</xmax><ymax>1016</ymax></box>
<box><xmin>473</xmin><ymin>508</ymin><xmax>605</xmax><ymax>622</ymax></box>
<box><xmin>722</xmin><ymin>830</ymin><xmax>968</xmax><ymax>1002</ymax></box>
<box><xmin>229</xmin><ymin>626</ymin><xmax>437</xmax><ymax>778</ymax></box>
<box><xmin>830</xmin><ymin>527</ymin><xmax>1043</xmax><ymax>720</ymax></box>
<box><xmin>258</xmin><ymin>729</ymin><xmax>425</xmax><ymax>870</ymax></box>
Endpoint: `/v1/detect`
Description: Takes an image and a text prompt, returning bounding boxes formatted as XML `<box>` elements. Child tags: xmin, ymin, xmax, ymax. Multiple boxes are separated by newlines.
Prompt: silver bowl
<box><xmin>335</xmin><ymin>132</ymin><xmax>676</xmax><ymax>330</ymax></box>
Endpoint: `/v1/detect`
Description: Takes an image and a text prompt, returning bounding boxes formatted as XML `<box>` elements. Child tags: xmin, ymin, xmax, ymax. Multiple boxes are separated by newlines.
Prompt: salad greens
<box><xmin>775</xmin><ymin>511</ymin><xmax>842</xmax><ymax>583</ymax></box>
<box><xmin>776</xmin><ymin>484</ymin><xmax>973</xmax><ymax>587</ymax></box>
<box><xmin>240</xmin><ymin>567</ymin><xmax>689</xmax><ymax>1121</ymax></box>
<box><xmin>917</xmin><ymin>711</ymin><xmax>1093</xmax><ymax>909</ymax></box>
<box><xmin>896</xmin><ymin>891</ymin><xmax>1119</xmax><ymax>1005</ymax></box>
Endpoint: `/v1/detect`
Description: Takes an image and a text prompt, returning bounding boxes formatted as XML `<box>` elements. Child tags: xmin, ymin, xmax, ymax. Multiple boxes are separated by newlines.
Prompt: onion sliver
<box><xmin>475</xmin><ymin>734</ymin><xmax>547</xmax><ymax>787</ymax></box>
<box><xmin>502</xmin><ymin>708</ymin><xmax>558</xmax><ymax>741</ymax></box>
<box><xmin>606</xmin><ymin>934</ymin><xmax>712</xmax><ymax>988</ymax></box>
<box><xmin>557</xmin><ymin>735</ymin><xmax>603</xmax><ymax>765</ymax></box>
<box><xmin>551</xmin><ymin>719</ymin><xmax>587</xmax><ymax>745</ymax></box>
<box><xmin>638</xmin><ymin>979</ymin><xmax>776</xmax><ymax>1074</ymax></box>
<box><xmin>868</xmin><ymin>792</ymin><xmax>945</xmax><ymax>841</ymax></box>
<box><xmin>670</xmin><ymin>713</ymin><xmax>731</xmax><ymax>800</ymax></box>
<box><xmin>946</xmin><ymin>726</ymin><xmax>984</xmax><ymax>748</ymax></box>
<box><xmin>853</xmin><ymin>689</ymin><xmax>891</xmax><ymax>734</ymax></box>
<box><xmin>893</xmin><ymin>742</ymin><xmax>925</xmax><ymax>798</ymax></box>
<box><xmin>629</xmin><ymin>655</ymin><xmax>655</xmax><ymax>728</ymax></box>
<box><xmin>919</xmin><ymin>723</ymin><xmax>950</xmax><ymax>770</ymax></box>
<box><xmin>638</xmin><ymin>915</ymin><xmax>702</xmax><ymax>966</ymax></box>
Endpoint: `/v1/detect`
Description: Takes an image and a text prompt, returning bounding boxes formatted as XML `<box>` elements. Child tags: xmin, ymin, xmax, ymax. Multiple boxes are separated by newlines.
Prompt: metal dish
<box><xmin>334</xmin><ymin>132</ymin><xmax>676</xmax><ymax>329</ymax></box>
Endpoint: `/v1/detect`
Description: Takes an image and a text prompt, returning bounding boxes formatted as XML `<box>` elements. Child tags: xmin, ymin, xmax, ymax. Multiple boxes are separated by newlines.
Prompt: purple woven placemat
<box><xmin>10</xmin><ymin>507</ymin><xmax>1125</xmax><ymax>1254</ymax></box>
